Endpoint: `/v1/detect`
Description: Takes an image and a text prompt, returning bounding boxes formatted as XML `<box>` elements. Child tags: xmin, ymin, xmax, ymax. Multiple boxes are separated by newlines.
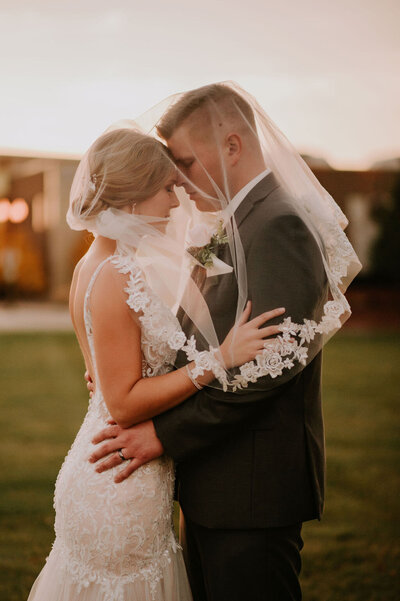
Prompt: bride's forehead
<box><xmin>166</xmin><ymin>170</ymin><xmax>179</xmax><ymax>184</ymax></box>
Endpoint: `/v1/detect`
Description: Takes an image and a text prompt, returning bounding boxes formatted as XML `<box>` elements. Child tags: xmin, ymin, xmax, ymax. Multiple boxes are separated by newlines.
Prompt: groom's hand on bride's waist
<box><xmin>88</xmin><ymin>419</ymin><xmax>164</xmax><ymax>483</ymax></box>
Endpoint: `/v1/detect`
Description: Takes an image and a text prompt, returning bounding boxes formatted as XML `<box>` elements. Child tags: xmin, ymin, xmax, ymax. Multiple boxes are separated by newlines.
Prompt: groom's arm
<box><xmin>154</xmin><ymin>212</ymin><xmax>327</xmax><ymax>462</ymax></box>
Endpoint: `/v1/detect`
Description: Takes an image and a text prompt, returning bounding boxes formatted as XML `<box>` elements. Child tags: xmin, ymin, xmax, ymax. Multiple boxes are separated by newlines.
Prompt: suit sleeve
<box><xmin>153</xmin><ymin>213</ymin><xmax>327</xmax><ymax>462</ymax></box>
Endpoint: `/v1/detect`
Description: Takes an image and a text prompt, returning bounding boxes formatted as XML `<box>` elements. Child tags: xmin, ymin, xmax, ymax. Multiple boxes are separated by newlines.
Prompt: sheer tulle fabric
<box><xmin>132</xmin><ymin>82</ymin><xmax>362</xmax><ymax>389</ymax></box>
<box><xmin>67</xmin><ymin>81</ymin><xmax>361</xmax><ymax>394</ymax></box>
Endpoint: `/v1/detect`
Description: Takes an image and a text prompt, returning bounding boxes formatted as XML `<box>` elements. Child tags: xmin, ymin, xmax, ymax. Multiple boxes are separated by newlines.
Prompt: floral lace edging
<box><xmin>111</xmin><ymin>253</ymin><xmax>230</xmax><ymax>388</ymax></box>
<box><xmin>183</xmin><ymin>216</ymin><xmax>357</xmax><ymax>391</ymax></box>
<box><xmin>180</xmin><ymin>337</ymin><xmax>231</xmax><ymax>391</ymax></box>
<box><xmin>111</xmin><ymin>252</ymin><xmax>350</xmax><ymax>392</ymax></box>
<box><xmin>179</xmin><ymin>298</ymin><xmax>348</xmax><ymax>392</ymax></box>
<box><xmin>50</xmin><ymin>538</ymin><xmax>180</xmax><ymax>601</ymax></box>
<box><xmin>229</xmin><ymin>299</ymin><xmax>347</xmax><ymax>391</ymax></box>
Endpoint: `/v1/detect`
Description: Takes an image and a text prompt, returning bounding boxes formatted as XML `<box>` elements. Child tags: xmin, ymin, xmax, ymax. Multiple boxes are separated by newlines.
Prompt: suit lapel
<box><xmin>234</xmin><ymin>172</ymin><xmax>280</xmax><ymax>228</ymax></box>
<box><xmin>178</xmin><ymin>173</ymin><xmax>280</xmax><ymax>335</ymax></box>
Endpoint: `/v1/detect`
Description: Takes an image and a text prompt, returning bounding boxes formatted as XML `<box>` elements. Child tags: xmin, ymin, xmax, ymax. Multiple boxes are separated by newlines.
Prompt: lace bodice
<box><xmin>108</xmin><ymin>253</ymin><xmax>187</xmax><ymax>378</ymax></box>
<box><xmin>46</xmin><ymin>252</ymin><xmax>191</xmax><ymax>601</ymax></box>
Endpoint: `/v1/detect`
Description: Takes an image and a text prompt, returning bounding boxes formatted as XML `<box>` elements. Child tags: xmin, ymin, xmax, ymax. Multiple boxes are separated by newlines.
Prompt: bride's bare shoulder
<box><xmin>90</xmin><ymin>258</ymin><xmax>132</xmax><ymax>308</ymax></box>
<box><xmin>70</xmin><ymin>253</ymin><xmax>134</xmax><ymax>330</ymax></box>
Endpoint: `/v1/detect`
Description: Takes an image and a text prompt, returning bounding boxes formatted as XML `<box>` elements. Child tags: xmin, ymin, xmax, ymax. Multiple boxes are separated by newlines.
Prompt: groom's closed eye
<box><xmin>177</xmin><ymin>158</ymin><xmax>194</xmax><ymax>169</ymax></box>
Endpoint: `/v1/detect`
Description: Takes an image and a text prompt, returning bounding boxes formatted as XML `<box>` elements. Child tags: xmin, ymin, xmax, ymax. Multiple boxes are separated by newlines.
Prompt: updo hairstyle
<box><xmin>77</xmin><ymin>128</ymin><xmax>174</xmax><ymax>218</ymax></box>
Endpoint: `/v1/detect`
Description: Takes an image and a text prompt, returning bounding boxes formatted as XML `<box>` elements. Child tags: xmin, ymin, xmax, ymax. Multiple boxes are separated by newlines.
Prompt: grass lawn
<box><xmin>0</xmin><ymin>331</ymin><xmax>399</xmax><ymax>600</ymax></box>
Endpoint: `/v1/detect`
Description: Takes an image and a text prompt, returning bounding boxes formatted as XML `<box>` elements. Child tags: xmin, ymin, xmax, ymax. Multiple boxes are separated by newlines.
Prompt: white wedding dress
<box><xmin>27</xmin><ymin>253</ymin><xmax>193</xmax><ymax>601</ymax></box>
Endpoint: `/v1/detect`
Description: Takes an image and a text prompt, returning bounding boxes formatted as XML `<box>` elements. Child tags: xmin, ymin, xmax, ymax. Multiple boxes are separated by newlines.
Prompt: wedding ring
<box><xmin>117</xmin><ymin>448</ymin><xmax>126</xmax><ymax>461</ymax></box>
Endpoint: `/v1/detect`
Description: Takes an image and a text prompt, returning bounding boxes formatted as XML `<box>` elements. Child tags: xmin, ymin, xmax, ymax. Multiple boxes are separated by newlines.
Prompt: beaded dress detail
<box><xmin>27</xmin><ymin>254</ymin><xmax>193</xmax><ymax>601</ymax></box>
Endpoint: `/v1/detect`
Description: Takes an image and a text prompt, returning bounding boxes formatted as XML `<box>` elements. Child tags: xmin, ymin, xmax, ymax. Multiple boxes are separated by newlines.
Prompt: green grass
<box><xmin>301</xmin><ymin>333</ymin><xmax>400</xmax><ymax>600</ymax></box>
<box><xmin>0</xmin><ymin>332</ymin><xmax>399</xmax><ymax>600</ymax></box>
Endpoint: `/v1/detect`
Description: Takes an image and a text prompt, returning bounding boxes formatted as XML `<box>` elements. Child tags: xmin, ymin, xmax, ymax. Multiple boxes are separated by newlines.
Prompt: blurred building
<box><xmin>311</xmin><ymin>162</ymin><xmax>399</xmax><ymax>272</ymax></box>
<box><xmin>0</xmin><ymin>151</ymin><xmax>398</xmax><ymax>301</ymax></box>
<box><xmin>0</xmin><ymin>152</ymin><xmax>90</xmax><ymax>301</ymax></box>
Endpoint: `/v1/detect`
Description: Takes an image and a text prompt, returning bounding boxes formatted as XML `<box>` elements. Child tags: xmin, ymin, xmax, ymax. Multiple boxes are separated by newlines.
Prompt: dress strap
<box><xmin>83</xmin><ymin>255</ymin><xmax>116</xmax><ymax>384</ymax></box>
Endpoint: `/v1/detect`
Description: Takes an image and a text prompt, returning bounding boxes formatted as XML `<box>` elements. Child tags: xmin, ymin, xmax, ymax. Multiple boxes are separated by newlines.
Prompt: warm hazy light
<box><xmin>0</xmin><ymin>2</ymin><xmax>399</xmax><ymax>170</ymax></box>
<box><xmin>9</xmin><ymin>198</ymin><xmax>29</xmax><ymax>224</ymax></box>
<box><xmin>0</xmin><ymin>199</ymin><xmax>11</xmax><ymax>223</ymax></box>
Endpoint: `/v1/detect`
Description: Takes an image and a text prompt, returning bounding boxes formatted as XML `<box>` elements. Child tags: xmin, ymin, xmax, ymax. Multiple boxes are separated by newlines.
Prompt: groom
<box><xmin>89</xmin><ymin>84</ymin><xmax>327</xmax><ymax>600</ymax></box>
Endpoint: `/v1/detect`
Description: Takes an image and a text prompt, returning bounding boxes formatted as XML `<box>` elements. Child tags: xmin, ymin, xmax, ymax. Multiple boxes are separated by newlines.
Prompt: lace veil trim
<box><xmin>111</xmin><ymin>241</ymin><xmax>352</xmax><ymax>392</ymax></box>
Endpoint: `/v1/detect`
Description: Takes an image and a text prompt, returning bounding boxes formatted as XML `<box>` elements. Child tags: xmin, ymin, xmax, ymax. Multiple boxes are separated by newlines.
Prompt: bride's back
<box><xmin>69</xmin><ymin>242</ymin><xmax>117</xmax><ymax>392</ymax></box>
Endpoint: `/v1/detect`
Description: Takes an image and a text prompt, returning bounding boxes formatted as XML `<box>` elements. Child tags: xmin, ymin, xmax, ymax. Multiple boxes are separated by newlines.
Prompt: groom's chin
<box><xmin>193</xmin><ymin>196</ymin><xmax>221</xmax><ymax>213</ymax></box>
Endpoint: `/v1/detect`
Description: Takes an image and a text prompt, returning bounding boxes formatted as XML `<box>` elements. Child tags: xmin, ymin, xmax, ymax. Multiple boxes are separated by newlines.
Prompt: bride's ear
<box><xmin>226</xmin><ymin>133</ymin><xmax>242</xmax><ymax>165</ymax></box>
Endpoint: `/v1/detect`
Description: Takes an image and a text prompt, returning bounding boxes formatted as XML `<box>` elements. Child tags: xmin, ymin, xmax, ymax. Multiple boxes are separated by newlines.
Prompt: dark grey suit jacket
<box><xmin>154</xmin><ymin>173</ymin><xmax>328</xmax><ymax>529</ymax></box>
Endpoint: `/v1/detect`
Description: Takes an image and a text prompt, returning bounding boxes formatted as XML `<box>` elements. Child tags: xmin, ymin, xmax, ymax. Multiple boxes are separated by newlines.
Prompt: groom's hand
<box><xmin>89</xmin><ymin>419</ymin><xmax>164</xmax><ymax>483</ymax></box>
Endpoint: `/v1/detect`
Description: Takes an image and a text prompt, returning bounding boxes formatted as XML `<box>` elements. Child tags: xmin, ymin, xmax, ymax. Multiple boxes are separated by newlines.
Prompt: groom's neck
<box><xmin>228</xmin><ymin>158</ymin><xmax>268</xmax><ymax>199</ymax></box>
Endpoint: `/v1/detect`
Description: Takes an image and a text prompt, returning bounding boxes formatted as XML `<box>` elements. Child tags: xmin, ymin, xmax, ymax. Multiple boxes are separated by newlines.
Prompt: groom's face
<box><xmin>166</xmin><ymin>123</ymin><xmax>224</xmax><ymax>212</ymax></box>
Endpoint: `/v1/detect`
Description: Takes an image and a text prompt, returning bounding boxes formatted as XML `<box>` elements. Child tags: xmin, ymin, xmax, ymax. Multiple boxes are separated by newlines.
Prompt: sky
<box><xmin>0</xmin><ymin>0</ymin><xmax>399</xmax><ymax>169</ymax></box>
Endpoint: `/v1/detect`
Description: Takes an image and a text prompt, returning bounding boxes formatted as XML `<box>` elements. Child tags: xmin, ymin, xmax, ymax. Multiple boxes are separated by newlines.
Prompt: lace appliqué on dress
<box><xmin>48</xmin><ymin>255</ymin><xmax>184</xmax><ymax>601</ymax></box>
<box><xmin>111</xmin><ymin>254</ymin><xmax>226</xmax><ymax>387</ymax></box>
<box><xmin>111</xmin><ymin>248</ymin><xmax>350</xmax><ymax>393</ymax></box>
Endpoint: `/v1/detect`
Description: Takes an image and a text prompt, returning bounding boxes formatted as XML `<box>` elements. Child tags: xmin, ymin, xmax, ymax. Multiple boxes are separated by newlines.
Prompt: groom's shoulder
<box><xmin>240</xmin><ymin>174</ymin><xmax>309</xmax><ymax>242</ymax></box>
<box><xmin>247</xmin><ymin>189</ymin><xmax>315</xmax><ymax>254</ymax></box>
<box><xmin>254</xmin><ymin>185</ymin><xmax>299</xmax><ymax>226</ymax></box>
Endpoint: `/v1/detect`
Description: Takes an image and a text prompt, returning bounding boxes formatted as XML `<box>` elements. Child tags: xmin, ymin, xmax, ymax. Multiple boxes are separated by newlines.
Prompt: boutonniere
<box><xmin>187</xmin><ymin>220</ymin><xmax>228</xmax><ymax>269</ymax></box>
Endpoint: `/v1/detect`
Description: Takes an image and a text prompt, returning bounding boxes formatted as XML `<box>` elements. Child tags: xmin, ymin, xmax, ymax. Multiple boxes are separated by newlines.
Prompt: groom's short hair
<box><xmin>157</xmin><ymin>83</ymin><xmax>256</xmax><ymax>141</ymax></box>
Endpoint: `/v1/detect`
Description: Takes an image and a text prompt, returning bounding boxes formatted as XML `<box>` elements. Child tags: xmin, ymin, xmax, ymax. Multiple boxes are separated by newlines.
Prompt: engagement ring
<box><xmin>117</xmin><ymin>449</ymin><xmax>126</xmax><ymax>461</ymax></box>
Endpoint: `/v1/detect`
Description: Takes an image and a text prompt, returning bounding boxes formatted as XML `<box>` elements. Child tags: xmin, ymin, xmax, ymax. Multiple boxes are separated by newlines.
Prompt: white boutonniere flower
<box><xmin>187</xmin><ymin>220</ymin><xmax>233</xmax><ymax>276</ymax></box>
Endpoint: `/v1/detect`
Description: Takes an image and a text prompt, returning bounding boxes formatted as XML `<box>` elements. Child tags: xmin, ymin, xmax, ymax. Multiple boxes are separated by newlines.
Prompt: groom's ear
<box><xmin>226</xmin><ymin>133</ymin><xmax>242</xmax><ymax>165</ymax></box>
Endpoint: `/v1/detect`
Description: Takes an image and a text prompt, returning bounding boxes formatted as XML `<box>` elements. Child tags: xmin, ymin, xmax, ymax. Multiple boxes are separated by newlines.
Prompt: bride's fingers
<box><xmin>237</xmin><ymin>300</ymin><xmax>252</xmax><ymax>325</ymax></box>
<box><xmin>249</xmin><ymin>307</ymin><xmax>285</xmax><ymax>328</ymax></box>
<box><xmin>89</xmin><ymin>434</ymin><xmax>120</xmax><ymax>463</ymax></box>
<box><xmin>91</xmin><ymin>425</ymin><xmax>120</xmax><ymax>446</ymax></box>
<box><xmin>114</xmin><ymin>457</ymin><xmax>143</xmax><ymax>483</ymax></box>
<box><xmin>253</xmin><ymin>339</ymin><xmax>278</xmax><ymax>353</ymax></box>
<box><xmin>95</xmin><ymin>450</ymin><xmax>123</xmax><ymax>473</ymax></box>
<box><xmin>89</xmin><ymin>440</ymin><xmax>118</xmax><ymax>463</ymax></box>
<box><xmin>258</xmin><ymin>324</ymin><xmax>282</xmax><ymax>338</ymax></box>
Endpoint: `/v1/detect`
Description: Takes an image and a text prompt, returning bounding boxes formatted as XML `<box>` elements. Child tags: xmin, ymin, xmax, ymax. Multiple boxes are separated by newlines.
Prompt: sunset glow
<box><xmin>0</xmin><ymin>0</ymin><xmax>399</xmax><ymax>170</ymax></box>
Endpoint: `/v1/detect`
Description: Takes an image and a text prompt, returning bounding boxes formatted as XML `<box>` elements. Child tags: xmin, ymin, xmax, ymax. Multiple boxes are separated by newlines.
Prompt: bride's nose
<box><xmin>170</xmin><ymin>191</ymin><xmax>180</xmax><ymax>208</ymax></box>
<box><xmin>175</xmin><ymin>170</ymin><xmax>189</xmax><ymax>187</ymax></box>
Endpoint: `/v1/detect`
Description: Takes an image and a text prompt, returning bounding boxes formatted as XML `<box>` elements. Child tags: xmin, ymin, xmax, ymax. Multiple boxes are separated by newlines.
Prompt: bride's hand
<box><xmin>84</xmin><ymin>370</ymin><xmax>95</xmax><ymax>397</ymax></box>
<box><xmin>219</xmin><ymin>301</ymin><xmax>285</xmax><ymax>369</ymax></box>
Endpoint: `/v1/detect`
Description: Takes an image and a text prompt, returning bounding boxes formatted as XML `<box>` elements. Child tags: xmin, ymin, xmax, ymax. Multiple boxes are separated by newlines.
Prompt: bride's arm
<box><xmin>90</xmin><ymin>263</ymin><xmax>282</xmax><ymax>429</ymax></box>
<box><xmin>90</xmin><ymin>263</ymin><xmax>209</xmax><ymax>428</ymax></box>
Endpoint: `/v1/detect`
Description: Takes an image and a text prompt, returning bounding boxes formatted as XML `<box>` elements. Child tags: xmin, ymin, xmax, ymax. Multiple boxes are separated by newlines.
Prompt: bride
<box><xmin>27</xmin><ymin>126</ymin><xmax>284</xmax><ymax>601</ymax></box>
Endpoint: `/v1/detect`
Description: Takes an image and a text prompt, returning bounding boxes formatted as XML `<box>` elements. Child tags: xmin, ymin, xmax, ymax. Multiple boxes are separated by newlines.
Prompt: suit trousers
<box><xmin>180</xmin><ymin>513</ymin><xmax>304</xmax><ymax>601</ymax></box>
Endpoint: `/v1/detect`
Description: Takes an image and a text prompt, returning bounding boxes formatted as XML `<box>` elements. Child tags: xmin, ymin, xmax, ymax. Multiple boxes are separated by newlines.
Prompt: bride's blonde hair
<box><xmin>77</xmin><ymin>128</ymin><xmax>174</xmax><ymax>218</ymax></box>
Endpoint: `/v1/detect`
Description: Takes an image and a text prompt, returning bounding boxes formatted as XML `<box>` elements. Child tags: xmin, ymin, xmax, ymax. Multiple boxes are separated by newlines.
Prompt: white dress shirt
<box><xmin>222</xmin><ymin>168</ymin><xmax>271</xmax><ymax>223</ymax></box>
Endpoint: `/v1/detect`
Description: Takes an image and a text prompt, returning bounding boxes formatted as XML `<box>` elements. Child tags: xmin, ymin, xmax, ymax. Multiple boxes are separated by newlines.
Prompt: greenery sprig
<box><xmin>187</xmin><ymin>220</ymin><xmax>228</xmax><ymax>268</ymax></box>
